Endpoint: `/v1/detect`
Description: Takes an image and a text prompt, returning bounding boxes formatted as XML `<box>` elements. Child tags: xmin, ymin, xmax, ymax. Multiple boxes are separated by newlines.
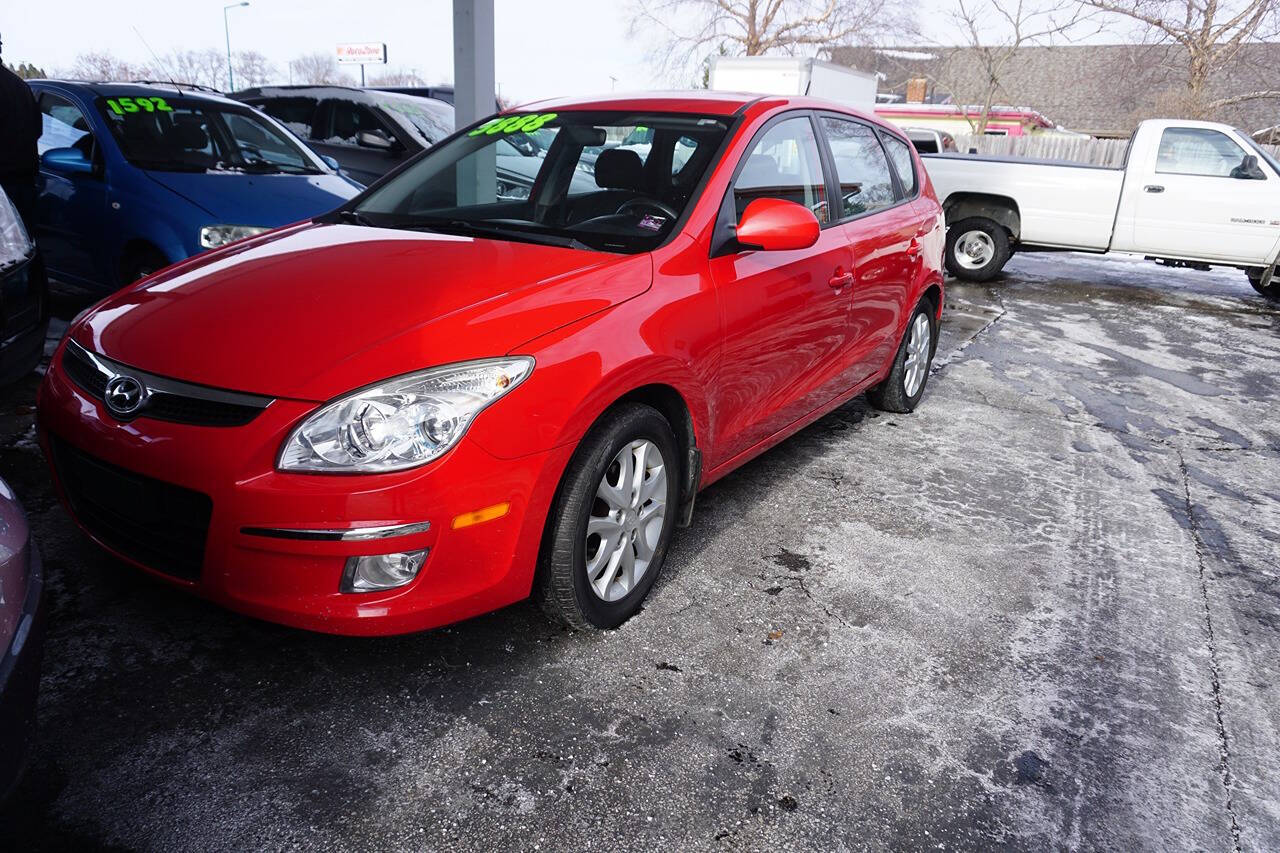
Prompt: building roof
<box><xmin>834</xmin><ymin>42</ymin><xmax>1280</xmax><ymax>137</ymax></box>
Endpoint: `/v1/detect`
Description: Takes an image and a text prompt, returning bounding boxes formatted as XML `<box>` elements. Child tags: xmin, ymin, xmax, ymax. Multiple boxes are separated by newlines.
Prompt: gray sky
<box><xmin>2</xmin><ymin>0</ymin><xmax>664</xmax><ymax>104</ymax></box>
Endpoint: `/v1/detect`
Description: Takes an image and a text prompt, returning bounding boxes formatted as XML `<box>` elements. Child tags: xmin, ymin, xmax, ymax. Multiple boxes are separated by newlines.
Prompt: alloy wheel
<box><xmin>903</xmin><ymin>312</ymin><xmax>932</xmax><ymax>397</ymax></box>
<box><xmin>585</xmin><ymin>439</ymin><xmax>668</xmax><ymax>602</ymax></box>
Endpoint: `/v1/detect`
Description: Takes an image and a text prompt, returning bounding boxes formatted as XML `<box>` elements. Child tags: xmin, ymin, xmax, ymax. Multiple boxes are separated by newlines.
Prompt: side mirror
<box><xmin>319</xmin><ymin>154</ymin><xmax>341</xmax><ymax>171</ymax></box>
<box><xmin>735</xmin><ymin>198</ymin><xmax>820</xmax><ymax>252</ymax></box>
<box><xmin>1234</xmin><ymin>154</ymin><xmax>1266</xmax><ymax>180</ymax></box>
<box><xmin>356</xmin><ymin>130</ymin><xmax>394</xmax><ymax>151</ymax></box>
<box><xmin>42</xmin><ymin>147</ymin><xmax>93</xmax><ymax>175</ymax></box>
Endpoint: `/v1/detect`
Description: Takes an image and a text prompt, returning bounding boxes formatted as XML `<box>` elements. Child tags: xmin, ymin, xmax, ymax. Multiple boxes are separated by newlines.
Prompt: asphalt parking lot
<box><xmin>1</xmin><ymin>253</ymin><xmax>1277</xmax><ymax>851</ymax></box>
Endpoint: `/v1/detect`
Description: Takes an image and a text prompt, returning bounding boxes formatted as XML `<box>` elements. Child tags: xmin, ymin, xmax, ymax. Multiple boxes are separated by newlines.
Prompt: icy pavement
<box><xmin>0</xmin><ymin>254</ymin><xmax>1277</xmax><ymax>850</ymax></box>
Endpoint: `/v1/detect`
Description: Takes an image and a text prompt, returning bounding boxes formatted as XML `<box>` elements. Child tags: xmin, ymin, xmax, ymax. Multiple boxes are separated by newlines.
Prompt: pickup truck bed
<box><xmin>918</xmin><ymin>118</ymin><xmax>1280</xmax><ymax>301</ymax></box>
<box><xmin>924</xmin><ymin>154</ymin><xmax>1125</xmax><ymax>251</ymax></box>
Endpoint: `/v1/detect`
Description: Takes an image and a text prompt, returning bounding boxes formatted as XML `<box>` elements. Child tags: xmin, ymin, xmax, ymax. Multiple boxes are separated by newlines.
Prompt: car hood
<box><xmin>72</xmin><ymin>222</ymin><xmax>652</xmax><ymax>401</ymax></box>
<box><xmin>145</xmin><ymin>170</ymin><xmax>360</xmax><ymax>224</ymax></box>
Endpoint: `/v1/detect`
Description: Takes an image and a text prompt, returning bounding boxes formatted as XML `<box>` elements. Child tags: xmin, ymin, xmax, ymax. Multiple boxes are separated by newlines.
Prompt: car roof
<box><xmin>31</xmin><ymin>79</ymin><xmax>244</xmax><ymax>106</ymax></box>
<box><xmin>512</xmin><ymin>91</ymin><xmax>895</xmax><ymax>127</ymax></box>
<box><xmin>230</xmin><ymin>85</ymin><xmax>452</xmax><ymax>111</ymax></box>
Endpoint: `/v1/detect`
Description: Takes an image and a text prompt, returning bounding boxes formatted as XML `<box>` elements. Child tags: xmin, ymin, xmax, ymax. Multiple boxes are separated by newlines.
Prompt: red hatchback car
<box><xmin>37</xmin><ymin>92</ymin><xmax>944</xmax><ymax>636</ymax></box>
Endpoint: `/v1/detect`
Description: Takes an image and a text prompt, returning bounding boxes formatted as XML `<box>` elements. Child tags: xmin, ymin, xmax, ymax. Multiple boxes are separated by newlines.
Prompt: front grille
<box><xmin>61</xmin><ymin>341</ymin><xmax>273</xmax><ymax>428</ymax></box>
<box><xmin>49</xmin><ymin>435</ymin><xmax>212</xmax><ymax>582</ymax></box>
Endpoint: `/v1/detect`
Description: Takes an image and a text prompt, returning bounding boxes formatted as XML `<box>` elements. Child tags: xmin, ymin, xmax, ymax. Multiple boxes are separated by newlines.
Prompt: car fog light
<box><xmin>342</xmin><ymin>549</ymin><xmax>428</xmax><ymax>593</ymax></box>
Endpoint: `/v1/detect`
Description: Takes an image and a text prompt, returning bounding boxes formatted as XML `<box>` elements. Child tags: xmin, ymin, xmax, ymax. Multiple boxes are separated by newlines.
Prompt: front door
<box><xmin>1125</xmin><ymin>125</ymin><xmax>1280</xmax><ymax>263</ymax></box>
<box><xmin>35</xmin><ymin>91</ymin><xmax>110</xmax><ymax>287</ymax></box>
<box><xmin>709</xmin><ymin>114</ymin><xmax>855</xmax><ymax>466</ymax></box>
<box><xmin>310</xmin><ymin>99</ymin><xmax>406</xmax><ymax>186</ymax></box>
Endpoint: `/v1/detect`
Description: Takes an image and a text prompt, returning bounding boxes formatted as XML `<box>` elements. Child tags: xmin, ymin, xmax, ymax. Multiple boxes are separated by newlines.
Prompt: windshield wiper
<box><xmin>412</xmin><ymin>218</ymin><xmax>593</xmax><ymax>251</ymax></box>
<box><xmin>338</xmin><ymin>209</ymin><xmax>376</xmax><ymax>226</ymax></box>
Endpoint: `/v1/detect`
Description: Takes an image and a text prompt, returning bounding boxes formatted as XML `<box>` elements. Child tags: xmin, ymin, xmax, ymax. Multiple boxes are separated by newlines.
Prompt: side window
<box><xmin>733</xmin><ymin>116</ymin><xmax>828</xmax><ymax>224</ymax></box>
<box><xmin>881</xmin><ymin>133</ymin><xmax>918</xmax><ymax>197</ymax></box>
<box><xmin>38</xmin><ymin>93</ymin><xmax>95</xmax><ymax>158</ymax></box>
<box><xmin>256</xmin><ymin>97</ymin><xmax>317</xmax><ymax>139</ymax></box>
<box><xmin>322</xmin><ymin>101</ymin><xmax>391</xmax><ymax>146</ymax></box>
<box><xmin>1157</xmin><ymin>127</ymin><xmax>1254</xmax><ymax>178</ymax></box>
<box><xmin>820</xmin><ymin>117</ymin><xmax>896</xmax><ymax>218</ymax></box>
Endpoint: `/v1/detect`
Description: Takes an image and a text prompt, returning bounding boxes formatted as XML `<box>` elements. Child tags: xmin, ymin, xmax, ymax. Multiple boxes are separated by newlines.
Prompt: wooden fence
<box><xmin>950</xmin><ymin>134</ymin><xmax>1280</xmax><ymax>167</ymax></box>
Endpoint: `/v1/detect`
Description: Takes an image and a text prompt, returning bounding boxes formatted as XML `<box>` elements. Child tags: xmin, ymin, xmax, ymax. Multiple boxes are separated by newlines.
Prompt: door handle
<box><xmin>906</xmin><ymin>239</ymin><xmax>921</xmax><ymax>257</ymax></box>
<box><xmin>828</xmin><ymin>269</ymin><xmax>854</xmax><ymax>289</ymax></box>
<box><xmin>1144</xmin><ymin>185</ymin><xmax>1164</xmax><ymax>193</ymax></box>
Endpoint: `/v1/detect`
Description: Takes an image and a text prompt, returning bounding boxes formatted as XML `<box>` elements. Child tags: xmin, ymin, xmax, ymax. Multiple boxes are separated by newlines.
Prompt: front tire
<box><xmin>536</xmin><ymin>403</ymin><xmax>680</xmax><ymax>630</ymax></box>
<box><xmin>945</xmin><ymin>217</ymin><xmax>1011</xmax><ymax>282</ymax></box>
<box><xmin>868</xmin><ymin>302</ymin><xmax>937</xmax><ymax>413</ymax></box>
<box><xmin>1246</xmin><ymin>267</ymin><xmax>1280</xmax><ymax>300</ymax></box>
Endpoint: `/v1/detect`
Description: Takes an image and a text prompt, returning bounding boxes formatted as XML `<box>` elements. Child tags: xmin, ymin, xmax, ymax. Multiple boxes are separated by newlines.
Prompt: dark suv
<box><xmin>231</xmin><ymin>86</ymin><xmax>454</xmax><ymax>186</ymax></box>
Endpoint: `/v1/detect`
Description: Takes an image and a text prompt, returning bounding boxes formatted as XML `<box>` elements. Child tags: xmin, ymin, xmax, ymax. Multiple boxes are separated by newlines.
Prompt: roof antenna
<box><xmin>132</xmin><ymin>25</ymin><xmax>183</xmax><ymax>94</ymax></box>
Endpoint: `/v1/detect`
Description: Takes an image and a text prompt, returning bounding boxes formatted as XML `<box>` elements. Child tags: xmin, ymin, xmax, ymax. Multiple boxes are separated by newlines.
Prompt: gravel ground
<box><xmin>0</xmin><ymin>254</ymin><xmax>1277</xmax><ymax>851</ymax></box>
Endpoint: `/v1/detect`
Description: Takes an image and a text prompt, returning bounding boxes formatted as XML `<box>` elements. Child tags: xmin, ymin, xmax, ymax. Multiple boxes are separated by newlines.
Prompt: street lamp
<box><xmin>223</xmin><ymin>1</ymin><xmax>249</xmax><ymax>92</ymax></box>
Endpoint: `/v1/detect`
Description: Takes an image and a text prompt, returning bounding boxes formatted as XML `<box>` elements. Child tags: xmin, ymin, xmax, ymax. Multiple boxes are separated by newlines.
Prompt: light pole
<box><xmin>223</xmin><ymin>1</ymin><xmax>249</xmax><ymax>92</ymax></box>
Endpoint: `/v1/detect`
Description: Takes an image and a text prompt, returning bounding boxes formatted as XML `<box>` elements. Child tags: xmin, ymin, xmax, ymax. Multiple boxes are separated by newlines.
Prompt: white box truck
<box><xmin>708</xmin><ymin>57</ymin><xmax>878</xmax><ymax>111</ymax></box>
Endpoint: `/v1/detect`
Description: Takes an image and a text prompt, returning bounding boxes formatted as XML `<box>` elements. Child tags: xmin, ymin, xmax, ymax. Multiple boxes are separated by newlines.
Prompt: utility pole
<box><xmin>223</xmin><ymin>1</ymin><xmax>249</xmax><ymax>91</ymax></box>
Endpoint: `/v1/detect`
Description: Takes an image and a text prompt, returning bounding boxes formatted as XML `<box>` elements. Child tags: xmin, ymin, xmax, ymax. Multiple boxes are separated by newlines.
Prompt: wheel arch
<box><xmin>116</xmin><ymin>238</ymin><xmax>172</xmax><ymax>285</ymax></box>
<box><xmin>943</xmin><ymin>192</ymin><xmax>1021</xmax><ymax>241</ymax></box>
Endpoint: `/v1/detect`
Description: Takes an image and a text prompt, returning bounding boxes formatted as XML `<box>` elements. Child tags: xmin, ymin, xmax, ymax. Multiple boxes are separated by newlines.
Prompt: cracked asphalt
<box><xmin>1</xmin><ymin>253</ymin><xmax>1277</xmax><ymax>850</ymax></box>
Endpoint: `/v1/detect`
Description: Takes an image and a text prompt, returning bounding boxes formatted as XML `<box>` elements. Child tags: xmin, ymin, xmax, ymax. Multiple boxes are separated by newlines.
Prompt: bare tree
<box><xmin>368</xmin><ymin>69</ymin><xmax>427</xmax><ymax>86</ymax></box>
<box><xmin>1082</xmin><ymin>0</ymin><xmax>1280</xmax><ymax>116</ymax></box>
<box><xmin>631</xmin><ymin>0</ymin><xmax>913</xmax><ymax>83</ymax></box>
<box><xmin>234</xmin><ymin>50</ymin><xmax>276</xmax><ymax>88</ymax></box>
<box><xmin>63</xmin><ymin>51</ymin><xmax>152</xmax><ymax>82</ymax></box>
<box><xmin>288</xmin><ymin>53</ymin><xmax>354</xmax><ymax>85</ymax></box>
<box><xmin>156</xmin><ymin>49</ymin><xmax>227</xmax><ymax>89</ymax></box>
<box><xmin>932</xmin><ymin>0</ymin><xmax>1094</xmax><ymax>132</ymax></box>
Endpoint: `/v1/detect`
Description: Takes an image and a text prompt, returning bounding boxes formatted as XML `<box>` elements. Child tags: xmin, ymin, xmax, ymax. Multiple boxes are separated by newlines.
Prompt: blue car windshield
<box><xmin>96</xmin><ymin>97</ymin><xmax>321</xmax><ymax>175</ymax></box>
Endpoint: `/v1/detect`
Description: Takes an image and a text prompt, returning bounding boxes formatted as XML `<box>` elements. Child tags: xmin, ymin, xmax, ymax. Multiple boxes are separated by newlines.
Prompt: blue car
<box><xmin>29</xmin><ymin>81</ymin><xmax>362</xmax><ymax>290</ymax></box>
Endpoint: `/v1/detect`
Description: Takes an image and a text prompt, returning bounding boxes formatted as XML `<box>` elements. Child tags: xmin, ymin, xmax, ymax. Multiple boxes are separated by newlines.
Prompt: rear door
<box><xmin>1124</xmin><ymin>125</ymin><xmax>1280</xmax><ymax>263</ymax></box>
<box><xmin>708</xmin><ymin>112</ymin><xmax>856</xmax><ymax>465</ymax></box>
<box><xmin>817</xmin><ymin>114</ymin><xmax>924</xmax><ymax>384</ymax></box>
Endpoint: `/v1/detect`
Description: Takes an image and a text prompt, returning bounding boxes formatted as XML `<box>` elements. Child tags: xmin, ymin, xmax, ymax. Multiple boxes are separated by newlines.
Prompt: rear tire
<box><xmin>536</xmin><ymin>403</ymin><xmax>680</xmax><ymax>630</ymax></box>
<box><xmin>945</xmin><ymin>217</ymin><xmax>1011</xmax><ymax>282</ymax></box>
<box><xmin>868</xmin><ymin>302</ymin><xmax>937</xmax><ymax>413</ymax></box>
<box><xmin>1246</xmin><ymin>267</ymin><xmax>1280</xmax><ymax>300</ymax></box>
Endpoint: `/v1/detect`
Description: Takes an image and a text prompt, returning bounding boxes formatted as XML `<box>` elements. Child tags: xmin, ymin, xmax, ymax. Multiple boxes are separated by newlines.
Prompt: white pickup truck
<box><xmin>923</xmin><ymin>118</ymin><xmax>1280</xmax><ymax>300</ymax></box>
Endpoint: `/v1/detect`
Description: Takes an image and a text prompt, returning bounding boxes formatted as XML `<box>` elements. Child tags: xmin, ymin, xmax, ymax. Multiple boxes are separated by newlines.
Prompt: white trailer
<box><xmin>708</xmin><ymin>57</ymin><xmax>877</xmax><ymax>111</ymax></box>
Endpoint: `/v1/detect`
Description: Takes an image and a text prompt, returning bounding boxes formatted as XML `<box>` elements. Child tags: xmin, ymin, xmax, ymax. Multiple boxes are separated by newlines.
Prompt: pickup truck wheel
<box><xmin>867</xmin><ymin>303</ymin><xmax>936</xmax><ymax>413</ymax></box>
<box><xmin>946</xmin><ymin>218</ymin><xmax>1010</xmax><ymax>282</ymax></box>
<box><xmin>535</xmin><ymin>403</ymin><xmax>679</xmax><ymax>630</ymax></box>
<box><xmin>1246</xmin><ymin>268</ymin><xmax>1280</xmax><ymax>301</ymax></box>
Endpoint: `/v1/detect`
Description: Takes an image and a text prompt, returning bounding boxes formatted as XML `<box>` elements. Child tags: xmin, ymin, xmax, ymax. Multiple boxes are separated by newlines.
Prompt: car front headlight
<box><xmin>200</xmin><ymin>224</ymin><xmax>270</xmax><ymax>250</ymax></box>
<box><xmin>279</xmin><ymin>358</ymin><xmax>534</xmax><ymax>473</ymax></box>
<box><xmin>0</xmin><ymin>190</ymin><xmax>33</xmax><ymax>270</ymax></box>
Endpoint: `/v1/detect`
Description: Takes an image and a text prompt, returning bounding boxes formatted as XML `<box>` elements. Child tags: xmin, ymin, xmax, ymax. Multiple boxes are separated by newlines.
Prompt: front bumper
<box><xmin>37</xmin><ymin>348</ymin><xmax>573</xmax><ymax>636</ymax></box>
<box><xmin>0</xmin><ymin>543</ymin><xmax>44</xmax><ymax>803</ymax></box>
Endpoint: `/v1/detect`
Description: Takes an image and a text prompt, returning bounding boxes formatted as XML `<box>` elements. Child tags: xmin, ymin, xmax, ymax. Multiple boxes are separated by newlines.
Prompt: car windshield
<box><xmin>97</xmin><ymin>96</ymin><xmax>321</xmax><ymax>174</ymax></box>
<box><xmin>1245</xmin><ymin>134</ymin><xmax>1280</xmax><ymax>175</ymax></box>
<box><xmin>350</xmin><ymin>110</ymin><xmax>731</xmax><ymax>253</ymax></box>
<box><xmin>374</xmin><ymin>96</ymin><xmax>454</xmax><ymax>145</ymax></box>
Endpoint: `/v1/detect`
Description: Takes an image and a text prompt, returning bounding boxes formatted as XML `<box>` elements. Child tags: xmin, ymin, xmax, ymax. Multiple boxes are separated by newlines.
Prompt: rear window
<box><xmin>881</xmin><ymin>133</ymin><xmax>918</xmax><ymax>197</ymax></box>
